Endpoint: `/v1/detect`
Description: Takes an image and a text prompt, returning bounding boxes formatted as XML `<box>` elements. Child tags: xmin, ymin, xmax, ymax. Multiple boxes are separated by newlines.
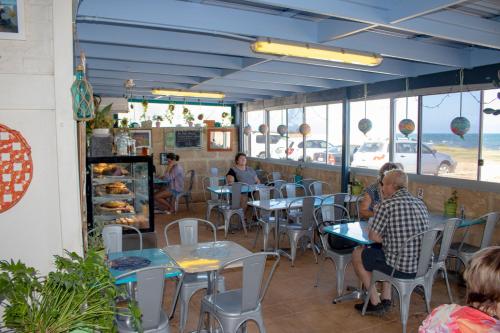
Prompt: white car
<box><xmin>287</xmin><ymin>138</ymin><xmax>338</xmax><ymax>165</ymax></box>
<box><xmin>252</xmin><ymin>134</ymin><xmax>288</xmax><ymax>159</ymax></box>
<box><xmin>351</xmin><ymin>139</ymin><xmax>457</xmax><ymax>175</ymax></box>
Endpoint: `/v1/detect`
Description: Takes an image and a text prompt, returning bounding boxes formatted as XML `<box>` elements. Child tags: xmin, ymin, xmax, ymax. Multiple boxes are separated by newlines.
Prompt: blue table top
<box><xmin>108</xmin><ymin>248</ymin><xmax>181</xmax><ymax>285</ymax></box>
<box><xmin>208</xmin><ymin>184</ymin><xmax>266</xmax><ymax>194</ymax></box>
<box><xmin>323</xmin><ymin>221</ymin><xmax>373</xmax><ymax>245</ymax></box>
<box><xmin>429</xmin><ymin>213</ymin><xmax>482</xmax><ymax>229</ymax></box>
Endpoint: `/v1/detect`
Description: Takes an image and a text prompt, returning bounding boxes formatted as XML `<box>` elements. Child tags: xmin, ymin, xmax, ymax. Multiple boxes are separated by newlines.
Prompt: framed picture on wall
<box><xmin>0</xmin><ymin>0</ymin><xmax>25</xmax><ymax>40</ymax></box>
<box><xmin>159</xmin><ymin>152</ymin><xmax>168</xmax><ymax>165</ymax></box>
<box><xmin>130</xmin><ymin>129</ymin><xmax>151</xmax><ymax>148</ymax></box>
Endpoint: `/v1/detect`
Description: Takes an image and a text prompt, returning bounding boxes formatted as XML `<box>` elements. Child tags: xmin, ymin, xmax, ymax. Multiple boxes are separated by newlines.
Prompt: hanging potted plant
<box><xmin>196</xmin><ymin>113</ymin><xmax>204</xmax><ymax>127</ymax></box>
<box><xmin>183</xmin><ymin>107</ymin><xmax>195</xmax><ymax>127</ymax></box>
<box><xmin>444</xmin><ymin>190</ymin><xmax>458</xmax><ymax>217</ymax></box>
<box><xmin>221</xmin><ymin>111</ymin><xmax>232</xmax><ymax>127</ymax></box>
<box><xmin>165</xmin><ymin>104</ymin><xmax>175</xmax><ymax>125</ymax></box>
<box><xmin>140</xmin><ymin>100</ymin><xmax>152</xmax><ymax>128</ymax></box>
<box><xmin>152</xmin><ymin>115</ymin><xmax>163</xmax><ymax>128</ymax></box>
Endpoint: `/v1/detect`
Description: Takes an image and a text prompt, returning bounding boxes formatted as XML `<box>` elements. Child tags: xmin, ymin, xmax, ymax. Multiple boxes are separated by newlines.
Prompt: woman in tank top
<box><xmin>226</xmin><ymin>152</ymin><xmax>260</xmax><ymax>185</ymax></box>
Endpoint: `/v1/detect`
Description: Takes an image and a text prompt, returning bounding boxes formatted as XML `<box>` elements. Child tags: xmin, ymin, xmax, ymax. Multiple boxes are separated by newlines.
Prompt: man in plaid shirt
<box><xmin>352</xmin><ymin>169</ymin><xmax>429</xmax><ymax>315</ymax></box>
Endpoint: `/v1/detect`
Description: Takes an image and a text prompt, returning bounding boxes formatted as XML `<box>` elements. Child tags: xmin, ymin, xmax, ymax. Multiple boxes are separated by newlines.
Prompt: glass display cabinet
<box><xmin>86</xmin><ymin>155</ymin><xmax>154</xmax><ymax>233</ymax></box>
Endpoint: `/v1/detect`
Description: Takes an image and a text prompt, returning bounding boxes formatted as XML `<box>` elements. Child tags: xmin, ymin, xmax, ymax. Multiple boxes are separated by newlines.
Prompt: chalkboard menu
<box><xmin>175</xmin><ymin>129</ymin><xmax>202</xmax><ymax>149</ymax></box>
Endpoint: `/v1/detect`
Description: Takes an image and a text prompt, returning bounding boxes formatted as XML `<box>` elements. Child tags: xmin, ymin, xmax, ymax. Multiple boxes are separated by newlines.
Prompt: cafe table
<box><xmin>108</xmin><ymin>248</ymin><xmax>181</xmax><ymax>285</ymax></box>
<box><xmin>207</xmin><ymin>184</ymin><xmax>267</xmax><ymax>195</ymax></box>
<box><xmin>323</xmin><ymin>221</ymin><xmax>373</xmax><ymax>303</ymax></box>
<box><xmin>429</xmin><ymin>213</ymin><xmax>482</xmax><ymax>229</ymax></box>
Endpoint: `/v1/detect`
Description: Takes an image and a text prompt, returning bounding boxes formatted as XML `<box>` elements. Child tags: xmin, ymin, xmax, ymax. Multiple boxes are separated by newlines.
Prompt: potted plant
<box><xmin>120</xmin><ymin>117</ymin><xmax>129</xmax><ymax>129</ymax></box>
<box><xmin>0</xmin><ymin>250</ymin><xmax>141</xmax><ymax>332</ymax></box>
<box><xmin>444</xmin><ymin>190</ymin><xmax>458</xmax><ymax>217</ymax></box>
<box><xmin>221</xmin><ymin>111</ymin><xmax>232</xmax><ymax>127</ymax></box>
<box><xmin>86</xmin><ymin>100</ymin><xmax>113</xmax><ymax>136</ymax></box>
<box><xmin>351</xmin><ymin>179</ymin><xmax>363</xmax><ymax>195</ymax></box>
<box><xmin>182</xmin><ymin>107</ymin><xmax>195</xmax><ymax>127</ymax></box>
<box><xmin>165</xmin><ymin>104</ymin><xmax>175</xmax><ymax>124</ymax></box>
<box><xmin>153</xmin><ymin>115</ymin><xmax>163</xmax><ymax>128</ymax></box>
<box><xmin>294</xmin><ymin>163</ymin><xmax>303</xmax><ymax>184</ymax></box>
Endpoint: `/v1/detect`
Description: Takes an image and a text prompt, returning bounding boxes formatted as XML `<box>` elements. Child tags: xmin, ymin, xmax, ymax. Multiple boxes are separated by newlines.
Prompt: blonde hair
<box><xmin>464</xmin><ymin>246</ymin><xmax>500</xmax><ymax>316</ymax></box>
<box><xmin>383</xmin><ymin>169</ymin><xmax>407</xmax><ymax>190</ymax></box>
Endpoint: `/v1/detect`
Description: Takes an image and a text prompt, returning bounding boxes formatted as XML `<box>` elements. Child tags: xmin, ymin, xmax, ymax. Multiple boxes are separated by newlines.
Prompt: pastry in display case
<box><xmin>86</xmin><ymin>156</ymin><xmax>154</xmax><ymax>233</ymax></box>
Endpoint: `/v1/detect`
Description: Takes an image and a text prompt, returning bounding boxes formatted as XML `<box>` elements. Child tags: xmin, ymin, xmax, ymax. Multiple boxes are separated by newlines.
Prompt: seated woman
<box><xmin>226</xmin><ymin>152</ymin><xmax>260</xmax><ymax>185</ymax></box>
<box><xmin>154</xmin><ymin>153</ymin><xmax>184</xmax><ymax>214</ymax></box>
<box><xmin>358</xmin><ymin>162</ymin><xmax>402</xmax><ymax>220</ymax></box>
<box><xmin>419</xmin><ymin>246</ymin><xmax>500</xmax><ymax>332</ymax></box>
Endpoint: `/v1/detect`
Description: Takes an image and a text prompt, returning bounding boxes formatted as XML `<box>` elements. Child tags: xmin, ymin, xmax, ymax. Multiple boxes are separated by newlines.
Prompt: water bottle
<box><xmin>460</xmin><ymin>204</ymin><xmax>465</xmax><ymax>219</ymax></box>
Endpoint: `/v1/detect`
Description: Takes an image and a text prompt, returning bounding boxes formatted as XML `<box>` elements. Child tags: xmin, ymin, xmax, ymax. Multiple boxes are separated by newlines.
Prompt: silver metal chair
<box><xmin>197</xmin><ymin>252</ymin><xmax>280</xmax><ymax>333</ymax></box>
<box><xmin>361</xmin><ymin>228</ymin><xmax>440</xmax><ymax>333</ymax></box>
<box><xmin>448</xmin><ymin>211</ymin><xmax>499</xmax><ymax>268</ymax></box>
<box><xmin>266</xmin><ymin>179</ymin><xmax>285</xmax><ymax>192</ymax></box>
<box><xmin>174</xmin><ymin>170</ymin><xmax>195</xmax><ymax>213</ymax></box>
<box><xmin>115</xmin><ymin>266</ymin><xmax>182</xmax><ymax>333</ymax></box>
<box><xmin>301</xmin><ymin>178</ymin><xmax>317</xmax><ymax>196</ymax></box>
<box><xmin>101</xmin><ymin>224</ymin><xmax>143</xmax><ymax>254</ymax></box>
<box><xmin>284</xmin><ymin>196</ymin><xmax>319</xmax><ymax>266</ymax></box>
<box><xmin>202</xmin><ymin>176</ymin><xmax>226</xmax><ymax>222</ymax></box>
<box><xmin>209</xmin><ymin>167</ymin><xmax>219</xmax><ymax>177</ymax></box>
<box><xmin>309</xmin><ymin>181</ymin><xmax>332</xmax><ymax>196</ymax></box>
<box><xmin>251</xmin><ymin>186</ymin><xmax>283</xmax><ymax>250</ymax></box>
<box><xmin>313</xmin><ymin>202</ymin><xmax>353</xmax><ymax>299</ymax></box>
<box><xmin>424</xmin><ymin>218</ymin><xmax>460</xmax><ymax>304</ymax></box>
<box><xmin>281</xmin><ymin>182</ymin><xmax>306</xmax><ymax>198</ymax></box>
<box><xmin>271</xmin><ymin>171</ymin><xmax>282</xmax><ymax>181</ymax></box>
<box><xmin>164</xmin><ymin>218</ymin><xmax>225</xmax><ymax>333</ymax></box>
<box><xmin>218</xmin><ymin>182</ymin><xmax>248</xmax><ymax>238</ymax></box>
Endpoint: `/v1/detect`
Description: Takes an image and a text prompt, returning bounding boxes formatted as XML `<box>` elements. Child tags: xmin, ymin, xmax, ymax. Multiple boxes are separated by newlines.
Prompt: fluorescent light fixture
<box><xmin>251</xmin><ymin>38</ymin><xmax>383</xmax><ymax>67</ymax></box>
<box><xmin>151</xmin><ymin>89</ymin><xmax>225</xmax><ymax>99</ymax></box>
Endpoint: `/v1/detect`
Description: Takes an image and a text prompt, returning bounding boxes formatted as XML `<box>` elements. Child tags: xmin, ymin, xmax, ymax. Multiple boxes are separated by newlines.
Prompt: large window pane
<box><xmin>480</xmin><ymin>89</ymin><xmax>500</xmax><ymax>183</ymax></box>
<box><xmin>393</xmin><ymin>97</ymin><xmax>419</xmax><ymax>173</ymax></box>
<box><xmin>246</xmin><ymin>110</ymin><xmax>265</xmax><ymax>158</ymax></box>
<box><xmin>328</xmin><ymin>103</ymin><xmax>343</xmax><ymax>165</ymax></box>
<box><xmin>421</xmin><ymin>92</ymin><xmax>480</xmax><ymax>179</ymax></box>
<box><xmin>350</xmin><ymin>99</ymin><xmax>390</xmax><ymax>170</ymax></box>
<box><xmin>268</xmin><ymin>109</ymin><xmax>287</xmax><ymax>159</ymax></box>
<box><xmin>304</xmin><ymin>105</ymin><xmax>327</xmax><ymax>164</ymax></box>
<box><xmin>287</xmin><ymin>107</ymin><xmax>304</xmax><ymax>161</ymax></box>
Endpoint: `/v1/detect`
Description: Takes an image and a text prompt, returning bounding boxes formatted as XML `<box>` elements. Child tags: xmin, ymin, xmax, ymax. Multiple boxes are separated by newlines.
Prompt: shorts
<box><xmin>362</xmin><ymin>247</ymin><xmax>416</xmax><ymax>279</ymax></box>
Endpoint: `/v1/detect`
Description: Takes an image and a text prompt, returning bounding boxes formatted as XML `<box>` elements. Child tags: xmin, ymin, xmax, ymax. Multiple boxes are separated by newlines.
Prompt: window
<box><xmin>268</xmin><ymin>109</ymin><xmax>287</xmax><ymax>159</ymax></box>
<box><xmin>350</xmin><ymin>98</ymin><xmax>390</xmax><ymax>170</ymax></box>
<box><xmin>287</xmin><ymin>107</ymin><xmax>304</xmax><ymax>161</ymax></box>
<box><xmin>327</xmin><ymin>103</ymin><xmax>343</xmax><ymax>165</ymax></box>
<box><xmin>246</xmin><ymin>110</ymin><xmax>265</xmax><ymax>158</ymax></box>
<box><xmin>421</xmin><ymin>92</ymin><xmax>480</xmax><ymax>179</ymax></box>
<box><xmin>480</xmin><ymin>89</ymin><xmax>500</xmax><ymax>183</ymax></box>
<box><xmin>393</xmin><ymin>97</ymin><xmax>419</xmax><ymax>173</ymax></box>
<box><xmin>304</xmin><ymin>105</ymin><xmax>327</xmax><ymax>164</ymax></box>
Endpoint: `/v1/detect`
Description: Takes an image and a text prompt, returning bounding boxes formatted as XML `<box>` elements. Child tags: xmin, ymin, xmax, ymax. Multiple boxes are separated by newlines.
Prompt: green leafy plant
<box><xmin>120</xmin><ymin>117</ymin><xmax>129</xmax><ymax>129</ymax></box>
<box><xmin>86</xmin><ymin>99</ymin><xmax>113</xmax><ymax>134</ymax></box>
<box><xmin>352</xmin><ymin>179</ymin><xmax>363</xmax><ymax>187</ymax></box>
<box><xmin>152</xmin><ymin>115</ymin><xmax>163</xmax><ymax>122</ymax></box>
<box><xmin>183</xmin><ymin>107</ymin><xmax>194</xmax><ymax>123</ymax></box>
<box><xmin>0</xmin><ymin>250</ymin><xmax>142</xmax><ymax>333</ymax></box>
<box><xmin>165</xmin><ymin>104</ymin><xmax>175</xmax><ymax>124</ymax></box>
<box><xmin>446</xmin><ymin>190</ymin><xmax>458</xmax><ymax>204</ymax></box>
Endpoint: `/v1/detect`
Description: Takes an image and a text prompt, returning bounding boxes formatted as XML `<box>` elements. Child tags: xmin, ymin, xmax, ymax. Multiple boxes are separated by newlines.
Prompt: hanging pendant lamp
<box><xmin>358</xmin><ymin>84</ymin><xmax>372</xmax><ymax>135</ymax></box>
<box><xmin>398</xmin><ymin>78</ymin><xmax>415</xmax><ymax>138</ymax></box>
<box><xmin>71</xmin><ymin>63</ymin><xmax>95</xmax><ymax>121</ymax></box>
<box><xmin>450</xmin><ymin>69</ymin><xmax>470</xmax><ymax>139</ymax></box>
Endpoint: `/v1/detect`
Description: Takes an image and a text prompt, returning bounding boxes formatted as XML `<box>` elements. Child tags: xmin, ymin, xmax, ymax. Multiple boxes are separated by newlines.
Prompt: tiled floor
<box><xmin>153</xmin><ymin>203</ymin><xmax>466</xmax><ymax>333</ymax></box>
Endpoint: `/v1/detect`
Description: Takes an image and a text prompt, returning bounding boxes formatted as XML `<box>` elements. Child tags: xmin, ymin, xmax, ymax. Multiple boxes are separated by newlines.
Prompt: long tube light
<box><xmin>151</xmin><ymin>89</ymin><xmax>225</xmax><ymax>99</ymax></box>
<box><xmin>251</xmin><ymin>38</ymin><xmax>383</xmax><ymax>67</ymax></box>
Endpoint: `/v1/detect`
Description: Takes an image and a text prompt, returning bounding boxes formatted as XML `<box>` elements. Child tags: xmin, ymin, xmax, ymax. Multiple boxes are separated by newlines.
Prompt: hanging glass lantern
<box><xmin>71</xmin><ymin>64</ymin><xmax>95</xmax><ymax>121</ymax></box>
<box><xmin>358</xmin><ymin>118</ymin><xmax>372</xmax><ymax>135</ymax></box>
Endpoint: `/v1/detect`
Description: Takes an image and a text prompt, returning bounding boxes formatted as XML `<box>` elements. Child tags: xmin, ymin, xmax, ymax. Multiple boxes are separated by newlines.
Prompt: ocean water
<box><xmin>396</xmin><ymin>133</ymin><xmax>500</xmax><ymax>150</ymax></box>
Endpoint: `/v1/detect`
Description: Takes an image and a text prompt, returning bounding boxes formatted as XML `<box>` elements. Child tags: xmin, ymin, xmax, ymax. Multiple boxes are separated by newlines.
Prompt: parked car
<box><xmin>252</xmin><ymin>134</ymin><xmax>287</xmax><ymax>159</ymax></box>
<box><xmin>351</xmin><ymin>139</ymin><xmax>457</xmax><ymax>175</ymax></box>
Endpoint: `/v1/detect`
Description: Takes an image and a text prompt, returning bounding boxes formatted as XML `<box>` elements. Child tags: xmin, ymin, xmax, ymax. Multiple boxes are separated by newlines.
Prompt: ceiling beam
<box><xmin>388</xmin><ymin>1</ymin><xmax>469</xmax><ymax>23</ymax></box>
<box><xmin>87</xmin><ymin>69</ymin><xmax>205</xmax><ymax>85</ymax></box>
<box><xmin>83</xmin><ymin>58</ymin><xmax>224</xmax><ymax>78</ymax></box>
<box><xmin>223</xmin><ymin>71</ymin><xmax>344</xmax><ymax>88</ymax></box>
<box><xmin>79</xmin><ymin>42</ymin><xmax>245</xmax><ymax>70</ymax></box>
<box><xmin>90</xmin><ymin>78</ymin><xmax>190</xmax><ymax>90</ymax></box>
<box><xmin>196</xmin><ymin>78</ymin><xmax>319</xmax><ymax>93</ymax></box>
<box><xmin>191</xmin><ymin>84</ymin><xmax>293</xmax><ymax>97</ymax></box>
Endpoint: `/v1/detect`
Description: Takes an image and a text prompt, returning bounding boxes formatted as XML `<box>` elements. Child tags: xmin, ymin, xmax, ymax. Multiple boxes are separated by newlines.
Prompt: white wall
<box><xmin>0</xmin><ymin>0</ymin><xmax>81</xmax><ymax>274</ymax></box>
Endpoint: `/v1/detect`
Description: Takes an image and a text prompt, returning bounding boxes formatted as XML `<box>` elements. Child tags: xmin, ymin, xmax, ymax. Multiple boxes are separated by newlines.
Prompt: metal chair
<box><xmin>174</xmin><ymin>170</ymin><xmax>195</xmax><ymax>213</ymax></box>
<box><xmin>251</xmin><ymin>186</ymin><xmax>283</xmax><ymax>251</ymax></box>
<box><xmin>197</xmin><ymin>252</ymin><xmax>280</xmax><ymax>333</ymax></box>
<box><xmin>271</xmin><ymin>171</ymin><xmax>282</xmax><ymax>181</ymax></box>
<box><xmin>266</xmin><ymin>179</ymin><xmax>285</xmax><ymax>192</ymax></box>
<box><xmin>209</xmin><ymin>167</ymin><xmax>219</xmax><ymax>177</ymax></box>
<box><xmin>281</xmin><ymin>182</ymin><xmax>306</xmax><ymax>198</ymax></box>
<box><xmin>284</xmin><ymin>196</ymin><xmax>319</xmax><ymax>266</ymax></box>
<box><xmin>301</xmin><ymin>178</ymin><xmax>317</xmax><ymax>196</ymax></box>
<box><xmin>164</xmin><ymin>218</ymin><xmax>225</xmax><ymax>333</ymax></box>
<box><xmin>448</xmin><ymin>211</ymin><xmax>499</xmax><ymax>268</ymax></box>
<box><xmin>424</xmin><ymin>218</ymin><xmax>460</xmax><ymax>304</ymax></box>
<box><xmin>218</xmin><ymin>182</ymin><xmax>248</xmax><ymax>238</ymax></box>
<box><xmin>202</xmin><ymin>176</ymin><xmax>226</xmax><ymax>222</ymax></box>
<box><xmin>255</xmin><ymin>169</ymin><xmax>268</xmax><ymax>184</ymax></box>
<box><xmin>99</xmin><ymin>224</ymin><xmax>143</xmax><ymax>254</ymax></box>
<box><xmin>309</xmin><ymin>181</ymin><xmax>332</xmax><ymax>196</ymax></box>
<box><xmin>115</xmin><ymin>266</ymin><xmax>182</xmax><ymax>333</ymax></box>
<box><xmin>361</xmin><ymin>228</ymin><xmax>440</xmax><ymax>333</ymax></box>
<box><xmin>313</xmin><ymin>202</ymin><xmax>353</xmax><ymax>299</ymax></box>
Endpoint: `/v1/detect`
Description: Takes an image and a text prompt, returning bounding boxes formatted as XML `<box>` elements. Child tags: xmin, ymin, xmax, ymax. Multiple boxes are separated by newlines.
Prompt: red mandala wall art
<box><xmin>0</xmin><ymin>124</ymin><xmax>33</xmax><ymax>213</ymax></box>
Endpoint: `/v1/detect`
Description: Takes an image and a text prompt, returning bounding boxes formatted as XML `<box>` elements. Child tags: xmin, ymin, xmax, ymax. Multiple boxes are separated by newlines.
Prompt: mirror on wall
<box><xmin>207</xmin><ymin>128</ymin><xmax>232</xmax><ymax>151</ymax></box>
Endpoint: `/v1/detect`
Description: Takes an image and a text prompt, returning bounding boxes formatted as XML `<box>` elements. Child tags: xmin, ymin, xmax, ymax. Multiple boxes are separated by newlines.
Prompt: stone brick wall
<box><xmin>151</xmin><ymin>127</ymin><xmax>239</xmax><ymax>202</ymax></box>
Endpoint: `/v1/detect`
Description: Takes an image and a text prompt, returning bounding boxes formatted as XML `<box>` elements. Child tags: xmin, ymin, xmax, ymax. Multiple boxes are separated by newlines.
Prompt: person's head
<box><xmin>380</xmin><ymin>169</ymin><xmax>407</xmax><ymax>197</ymax></box>
<box><xmin>378</xmin><ymin>162</ymin><xmax>402</xmax><ymax>184</ymax></box>
<box><xmin>234</xmin><ymin>152</ymin><xmax>247</xmax><ymax>166</ymax></box>
<box><xmin>464</xmin><ymin>246</ymin><xmax>500</xmax><ymax>318</ymax></box>
<box><xmin>166</xmin><ymin>152</ymin><xmax>179</xmax><ymax>164</ymax></box>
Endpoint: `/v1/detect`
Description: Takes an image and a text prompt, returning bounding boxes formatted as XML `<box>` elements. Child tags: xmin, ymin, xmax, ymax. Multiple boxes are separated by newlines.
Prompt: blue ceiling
<box><xmin>75</xmin><ymin>0</ymin><xmax>500</xmax><ymax>104</ymax></box>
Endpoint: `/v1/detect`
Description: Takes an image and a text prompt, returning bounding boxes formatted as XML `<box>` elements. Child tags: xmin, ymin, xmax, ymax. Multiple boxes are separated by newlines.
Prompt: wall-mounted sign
<box><xmin>0</xmin><ymin>123</ymin><xmax>33</xmax><ymax>213</ymax></box>
<box><xmin>175</xmin><ymin>129</ymin><xmax>202</xmax><ymax>149</ymax></box>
